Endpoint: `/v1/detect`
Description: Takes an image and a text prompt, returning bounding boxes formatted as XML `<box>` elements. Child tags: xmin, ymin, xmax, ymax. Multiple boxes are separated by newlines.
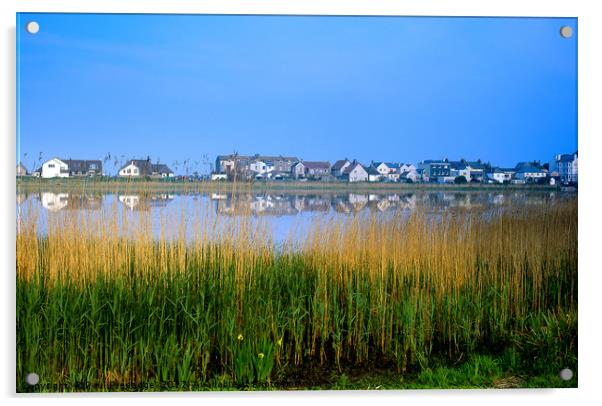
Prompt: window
<box><xmin>48</xmin><ymin>164</ymin><xmax>55</xmax><ymax>168</ymax></box>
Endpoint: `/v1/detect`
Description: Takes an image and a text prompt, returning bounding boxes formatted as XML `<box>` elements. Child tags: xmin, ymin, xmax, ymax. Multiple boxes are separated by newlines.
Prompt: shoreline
<box><xmin>16</xmin><ymin>178</ymin><xmax>563</xmax><ymax>194</ymax></box>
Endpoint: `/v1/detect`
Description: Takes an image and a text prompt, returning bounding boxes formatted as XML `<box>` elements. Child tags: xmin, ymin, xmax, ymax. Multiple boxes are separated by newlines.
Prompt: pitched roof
<box><xmin>558</xmin><ymin>153</ymin><xmax>577</xmax><ymax>163</ymax></box>
<box><xmin>343</xmin><ymin>162</ymin><xmax>365</xmax><ymax>174</ymax></box>
<box><xmin>302</xmin><ymin>161</ymin><xmax>330</xmax><ymax>169</ymax></box>
<box><xmin>217</xmin><ymin>154</ymin><xmax>298</xmax><ymax>162</ymax></box>
<box><xmin>467</xmin><ymin>161</ymin><xmax>486</xmax><ymax>170</ymax></box>
<box><xmin>121</xmin><ymin>159</ymin><xmax>173</xmax><ymax>175</ymax></box>
<box><xmin>62</xmin><ymin>159</ymin><xmax>102</xmax><ymax>173</ymax></box>
<box><xmin>449</xmin><ymin>161</ymin><xmax>469</xmax><ymax>170</ymax></box>
<box><xmin>332</xmin><ymin>159</ymin><xmax>351</xmax><ymax>170</ymax></box>
<box><xmin>152</xmin><ymin>164</ymin><xmax>173</xmax><ymax>174</ymax></box>
<box><xmin>366</xmin><ymin>166</ymin><xmax>381</xmax><ymax>175</ymax></box>
<box><xmin>516</xmin><ymin>166</ymin><xmax>545</xmax><ymax>174</ymax></box>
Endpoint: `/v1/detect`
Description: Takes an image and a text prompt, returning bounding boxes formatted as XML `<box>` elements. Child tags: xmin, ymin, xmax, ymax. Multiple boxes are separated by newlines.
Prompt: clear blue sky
<box><xmin>17</xmin><ymin>13</ymin><xmax>577</xmax><ymax>174</ymax></box>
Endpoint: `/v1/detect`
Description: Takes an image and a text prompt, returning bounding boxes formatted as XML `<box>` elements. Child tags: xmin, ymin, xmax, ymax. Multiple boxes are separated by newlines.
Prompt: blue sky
<box><xmin>17</xmin><ymin>14</ymin><xmax>577</xmax><ymax>174</ymax></box>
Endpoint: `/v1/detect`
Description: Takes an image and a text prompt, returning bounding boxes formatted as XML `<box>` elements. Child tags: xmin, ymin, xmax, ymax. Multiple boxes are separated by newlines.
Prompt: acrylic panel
<box><xmin>16</xmin><ymin>13</ymin><xmax>578</xmax><ymax>392</ymax></box>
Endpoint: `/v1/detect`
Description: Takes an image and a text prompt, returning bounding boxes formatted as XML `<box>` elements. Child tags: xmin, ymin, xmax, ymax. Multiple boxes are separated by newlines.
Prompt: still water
<box><xmin>17</xmin><ymin>190</ymin><xmax>573</xmax><ymax>244</ymax></box>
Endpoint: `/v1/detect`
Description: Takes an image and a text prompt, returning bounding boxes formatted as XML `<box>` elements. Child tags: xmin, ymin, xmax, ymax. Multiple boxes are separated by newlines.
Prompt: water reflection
<box><xmin>17</xmin><ymin>190</ymin><xmax>566</xmax><ymax>215</ymax></box>
<box><xmin>118</xmin><ymin>193</ymin><xmax>174</xmax><ymax>211</ymax></box>
<box><xmin>16</xmin><ymin>190</ymin><xmax>571</xmax><ymax>243</ymax></box>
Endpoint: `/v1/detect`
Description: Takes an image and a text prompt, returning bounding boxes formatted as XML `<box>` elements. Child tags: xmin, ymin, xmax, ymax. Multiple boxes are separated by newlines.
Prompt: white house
<box><xmin>119</xmin><ymin>158</ymin><xmax>174</xmax><ymax>178</ymax></box>
<box><xmin>399</xmin><ymin>163</ymin><xmax>416</xmax><ymax>173</ymax></box>
<box><xmin>400</xmin><ymin>170</ymin><xmax>419</xmax><ymax>183</ymax></box>
<box><xmin>331</xmin><ymin>159</ymin><xmax>352</xmax><ymax>177</ymax></box>
<box><xmin>514</xmin><ymin>166</ymin><xmax>547</xmax><ymax>181</ymax></box>
<box><xmin>119</xmin><ymin>162</ymin><xmax>141</xmax><ymax>177</ymax></box>
<box><xmin>373</xmin><ymin>162</ymin><xmax>395</xmax><ymax>176</ymax></box>
<box><xmin>486</xmin><ymin>168</ymin><xmax>512</xmax><ymax>184</ymax></box>
<box><xmin>367</xmin><ymin>166</ymin><xmax>383</xmax><ymax>182</ymax></box>
<box><xmin>249</xmin><ymin>160</ymin><xmax>274</xmax><ymax>178</ymax></box>
<box><xmin>342</xmin><ymin>162</ymin><xmax>369</xmax><ymax>182</ymax></box>
<box><xmin>41</xmin><ymin>158</ymin><xmax>69</xmax><ymax>178</ymax></box>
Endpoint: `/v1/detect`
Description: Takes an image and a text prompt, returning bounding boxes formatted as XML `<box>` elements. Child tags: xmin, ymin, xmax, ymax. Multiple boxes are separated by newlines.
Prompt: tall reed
<box><xmin>16</xmin><ymin>195</ymin><xmax>577</xmax><ymax>391</ymax></box>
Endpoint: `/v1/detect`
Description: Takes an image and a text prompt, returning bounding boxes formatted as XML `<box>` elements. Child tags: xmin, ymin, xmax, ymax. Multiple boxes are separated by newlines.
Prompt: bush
<box><xmin>454</xmin><ymin>176</ymin><xmax>467</xmax><ymax>184</ymax></box>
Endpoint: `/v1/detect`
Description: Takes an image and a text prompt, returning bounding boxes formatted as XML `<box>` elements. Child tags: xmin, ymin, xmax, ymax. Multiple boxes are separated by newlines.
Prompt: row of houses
<box><xmin>17</xmin><ymin>151</ymin><xmax>578</xmax><ymax>185</ymax></box>
<box><xmin>213</xmin><ymin>152</ymin><xmax>578</xmax><ymax>184</ymax></box>
<box><xmin>17</xmin><ymin>157</ymin><xmax>174</xmax><ymax>179</ymax></box>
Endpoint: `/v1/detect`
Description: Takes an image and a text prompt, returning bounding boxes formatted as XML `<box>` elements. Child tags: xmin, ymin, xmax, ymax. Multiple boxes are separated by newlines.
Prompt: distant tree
<box><xmin>454</xmin><ymin>176</ymin><xmax>468</xmax><ymax>184</ymax></box>
<box><xmin>537</xmin><ymin>176</ymin><xmax>549</xmax><ymax>185</ymax></box>
<box><xmin>406</xmin><ymin>178</ymin><xmax>414</xmax><ymax>184</ymax></box>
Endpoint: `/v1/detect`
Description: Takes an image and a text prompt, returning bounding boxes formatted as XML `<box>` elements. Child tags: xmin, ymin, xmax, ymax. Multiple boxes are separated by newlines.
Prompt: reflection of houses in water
<box><xmin>66</xmin><ymin>194</ymin><xmax>103</xmax><ymax>210</ymax></box>
<box><xmin>398</xmin><ymin>194</ymin><xmax>417</xmax><ymax>210</ymax></box>
<box><xmin>304</xmin><ymin>196</ymin><xmax>331</xmax><ymax>213</ymax></box>
<box><xmin>375</xmin><ymin>199</ymin><xmax>392</xmax><ymax>212</ymax></box>
<box><xmin>348</xmin><ymin>193</ymin><xmax>368</xmax><ymax>211</ymax></box>
<box><xmin>211</xmin><ymin>193</ymin><xmax>227</xmax><ymax>200</ymax></box>
<box><xmin>16</xmin><ymin>193</ymin><xmax>27</xmax><ymax>205</ymax></box>
<box><xmin>118</xmin><ymin>194</ymin><xmax>174</xmax><ymax>211</ymax></box>
<box><xmin>492</xmin><ymin>194</ymin><xmax>505</xmax><ymax>205</ymax></box>
<box><xmin>38</xmin><ymin>193</ymin><xmax>103</xmax><ymax>212</ymax></box>
<box><xmin>41</xmin><ymin>192</ymin><xmax>69</xmax><ymax>212</ymax></box>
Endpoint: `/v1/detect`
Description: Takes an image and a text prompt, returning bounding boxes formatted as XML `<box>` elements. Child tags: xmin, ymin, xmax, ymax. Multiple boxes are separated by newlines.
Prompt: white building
<box><xmin>249</xmin><ymin>160</ymin><xmax>274</xmax><ymax>178</ymax></box>
<box><xmin>118</xmin><ymin>158</ymin><xmax>174</xmax><ymax>178</ymax></box>
<box><xmin>41</xmin><ymin>158</ymin><xmax>69</xmax><ymax>178</ymax></box>
<box><xmin>486</xmin><ymin>168</ymin><xmax>512</xmax><ymax>184</ymax></box>
<box><xmin>514</xmin><ymin>166</ymin><xmax>547</xmax><ymax>181</ymax></box>
<box><xmin>342</xmin><ymin>162</ymin><xmax>369</xmax><ymax>182</ymax></box>
<box><xmin>331</xmin><ymin>159</ymin><xmax>352</xmax><ymax>177</ymax></box>
<box><xmin>400</xmin><ymin>170</ymin><xmax>419</xmax><ymax>183</ymax></box>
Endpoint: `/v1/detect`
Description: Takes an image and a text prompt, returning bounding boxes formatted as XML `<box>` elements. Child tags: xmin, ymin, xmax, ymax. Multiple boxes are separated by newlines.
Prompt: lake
<box><xmin>16</xmin><ymin>190</ymin><xmax>574</xmax><ymax>245</ymax></box>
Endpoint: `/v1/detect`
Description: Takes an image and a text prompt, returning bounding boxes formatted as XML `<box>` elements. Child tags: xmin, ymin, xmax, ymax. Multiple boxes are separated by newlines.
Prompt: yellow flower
<box><xmin>277</xmin><ymin>338</ymin><xmax>283</xmax><ymax>347</ymax></box>
<box><xmin>258</xmin><ymin>353</ymin><xmax>265</xmax><ymax>359</ymax></box>
<box><xmin>237</xmin><ymin>334</ymin><xmax>244</xmax><ymax>341</ymax></box>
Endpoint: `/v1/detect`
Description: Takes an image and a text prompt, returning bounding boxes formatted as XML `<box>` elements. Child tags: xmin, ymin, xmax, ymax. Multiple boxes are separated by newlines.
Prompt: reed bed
<box><xmin>16</xmin><ymin>195</ymin><xmax>577</xmax><ymax>391</ymax></box>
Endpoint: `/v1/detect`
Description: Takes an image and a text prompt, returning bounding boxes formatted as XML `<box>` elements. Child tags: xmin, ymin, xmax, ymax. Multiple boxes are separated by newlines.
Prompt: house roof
<box><xmin>422</xmin><ymin>159</ymin><xmax>449</xmax><ymax>165</ymax></box>
<box><xmin>516</xmin><ymin>166</ymin><xmax>545</xmax><ymax>174</ymax></box>
<box><xmin>301</xmin><ymin>161</ymin><xmax>330</xmax><ymax>169</ymax></box>
<box><xmin>558</xmin><ymin>153</ymin><xmax>577</xmax><ymax>163</ymax></box>
<box><xmin>332</xmin><ymin>159</ymin><xmax>351</xmax><ymax>170</ymax></box>
<box><xmin>366</xmin><ymin>166</ymin><xmax>381</xmax><ymax>175</ymax></box>
<box><xmin>449</xmin><ymin>161</ymin><xmax>469</xmax><ymax>170</ymax></box>
<box><xmin>373</xmin><ymin>162</ymin><xmax>399</xmax><ymax>169</ymax></box>
<box><xmin>343</xmin><ymin>162</ymin><xmax>366</xmax><ymax>174</ymax></box>
<box><xmin>515</xmin><ymin>161</ymin><xmax>542</xmax><ymax>170</ymax></box>
<box><xmin>152</xmin><ymin>164</ymin><xmax>173</xmax><ymax>174</ymax></box>
<box><xmin>121</xmin><ymin>159</ymin><xmax>173</xmax><ymax>175</ymax></box>
<box><xmin>217</xmin><ymin>154</ymin><xmax>298</xmax><ymax>162</ymax></box>
<box><xmin>467</xmin><ymin>161</ymin><xmax>486</xmax><ymax>170</ymax></box>
<box><xmin>62</xmin><ymin>159</ymin><xmax>102</xmax><ymax>173</ymax></box>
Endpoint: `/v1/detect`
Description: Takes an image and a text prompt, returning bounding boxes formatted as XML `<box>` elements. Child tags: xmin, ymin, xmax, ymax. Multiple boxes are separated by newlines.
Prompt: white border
<box><xmin>2</xmin><ymin>1</ymin><xmax>601</xmax><ymax>406</ymax></box>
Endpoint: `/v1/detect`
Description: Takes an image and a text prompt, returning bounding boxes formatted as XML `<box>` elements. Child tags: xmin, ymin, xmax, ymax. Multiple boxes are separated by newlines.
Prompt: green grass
<box><xmin>16</xmin><ymin>176</ymin><xmax>559</xmax><ymax>194</ymax></box>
